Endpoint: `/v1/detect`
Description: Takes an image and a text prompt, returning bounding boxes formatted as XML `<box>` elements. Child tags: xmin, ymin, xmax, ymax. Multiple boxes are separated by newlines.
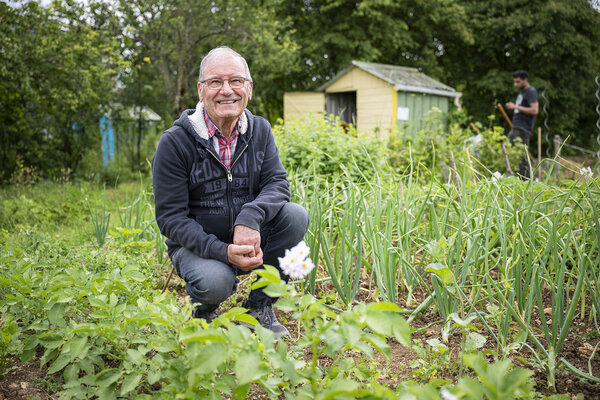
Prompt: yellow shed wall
<box><xmin>326</xmin><ymin>68</ymin><xmax>395</xmax><ymax>136</ymax></box>
<box><xmin>283</xmin><ymin>92</ymin><xmax>325</xmax><ymax>123</ymax></box>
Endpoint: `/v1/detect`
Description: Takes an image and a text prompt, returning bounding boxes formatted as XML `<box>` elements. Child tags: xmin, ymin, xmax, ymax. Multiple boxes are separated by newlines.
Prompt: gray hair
<box><xmin>198</xmin><ymin>46</ymin><xmax>252</xmax><ymax>82</ymax></box>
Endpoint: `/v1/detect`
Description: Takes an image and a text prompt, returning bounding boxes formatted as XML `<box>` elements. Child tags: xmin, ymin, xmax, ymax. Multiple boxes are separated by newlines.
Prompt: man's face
<box><xmin>198</xmin><ymin>53</ymin><xmax>253</xmax><ymax>126</ymax></box>
<box><xmin>513</xmin><ymin>77</ymin><xmax>527</xmax><ymax>91</ymax></box>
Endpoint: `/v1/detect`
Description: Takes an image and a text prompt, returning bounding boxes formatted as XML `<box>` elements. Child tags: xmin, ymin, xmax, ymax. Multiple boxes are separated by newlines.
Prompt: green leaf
<box><xmin>234</xmin><ymin>350</ymin><xmax>268</xmax><ymax>385</ymax></box>
<box><xmin>361</xmin><ymin>333</ymin><xmax>391</xmax><ymax>359</ymax></box>
<box><xmin>97</xmin><ymin>382</ymin><xmax>118</xmax><ymax>400</ymax></box>
<box><xmin>366</xmin><ymin>302</ymin><xmax>401</xmax><ymax>312</ymax></box>
<box><xmin>63</xmin><ymin>363</ymin><xmax>80</xmax><ymax>383</ymax></box>
<box><xmin>147</xmin><ymin>369</ymin><xmax>161</xmax><ymax>385</ymax></box>
<box><xmin>120</xmin><ymin>371</ymin><xmax>142</xmax><ymax>396</ymax></box>
<box><xmin>95</xmin><ymin>368</ymin><xmax>121</xmax><ymax>386</ymax></box>
<box><xmin>449</xmin><ymin>312</ymin><xmax>477</xmax><ymax>329</ymax></box>
<box><xmin>89</xmin><ymin>296</ymin><xmax>108</xmax><ymax>309</ymax></box>
<box><xmin>180</xmin><ymin>327</ymin><xmax>228</xmax><ymax>343</ymax></box>
<box><xmin>47</xmin><ymin>351</ymin><xmax>71</xmax><ymax>374</ymax></box>
<box><xmin>426</xmin><ymin>263</ymin><xmax>454</xmax><ymax>284</ymax></box>
<box><xmin>47</xmin><ymin>303</ymin><xmax>65</xmax><ymax>325</ymax></box>
<box><xmin>232</xmin><ymin>383</ymin><xmax>250</xmax><ymax>399</ymax></box>
<box><xmin>465</xmin><ymin>332</ymin><xmax>486</xmax><ymax>352</ymax></box>
<box><xmin>38</xmin><ymin>333</ymin><xmax>64</xmax><ymax>349</ymax></box>
<box><xmin>365</xmin><ymin>309</ymin><xmax>411</xmax><ymax>346</ymax></box>
<box><xmin>126</xmin><ymin>348</ymin><xmax>144</xmax><ymax>364</ymax></box>
<box><xmin>126</xmin><ymin>270</ymin><xmax>147</xmax><ymax>282</ymax></box>
<box><xmin>253</xmin><ymin>264</ymin><xmax>282</xmax><ymax>285</ymax></box>
<box><xmin>190</xmin><ymin>343</ymin><xmax>230</xmax><ymax>373</ymax></box>
<box><xmin>261</xmin><ymin>283</ymin><xmax>288</xmax><ymax>298</ymax></box>
<box><xmin>67</xmin><ymin>335</ymin><xmax>89</xmax><ymax>361</ymax></box>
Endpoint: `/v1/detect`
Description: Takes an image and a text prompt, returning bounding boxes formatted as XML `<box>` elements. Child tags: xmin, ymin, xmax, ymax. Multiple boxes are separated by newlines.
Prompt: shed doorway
<box><xmin>326</xmin><ymin>91</ymin><xmax>356</xmax><ymax>125</ymax></box>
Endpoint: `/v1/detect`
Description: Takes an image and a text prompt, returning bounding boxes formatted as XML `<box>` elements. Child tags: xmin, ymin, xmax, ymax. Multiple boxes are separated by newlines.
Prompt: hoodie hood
<box><xmin>174</xmin><ymin>101</ymin><xmax>249</xmax><ymax>141</ymax></box>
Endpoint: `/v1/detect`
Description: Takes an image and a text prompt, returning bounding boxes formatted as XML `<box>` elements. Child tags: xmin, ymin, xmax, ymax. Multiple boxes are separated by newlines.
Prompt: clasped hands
<box><xmin>227</xmin><ymin>225</ymin><xmax>263</xmax><ymax>271</ymax></box>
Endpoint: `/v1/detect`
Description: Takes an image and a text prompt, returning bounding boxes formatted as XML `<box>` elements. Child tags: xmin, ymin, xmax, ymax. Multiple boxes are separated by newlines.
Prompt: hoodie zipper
<box><xmin>205</xmin><ymin>143</ymin><xmax>250</xmax><ymax>240</ymax></box>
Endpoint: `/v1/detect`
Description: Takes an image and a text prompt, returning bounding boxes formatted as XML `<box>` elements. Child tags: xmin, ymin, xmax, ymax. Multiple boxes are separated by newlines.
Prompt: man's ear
<box><xmin>197</xmin><ymin>82</ymin><xmax>203</xmax><ymax>102</ymax></box>
<box><xmin>248</xmin><ymin>81</ymin><xmax>253</xmax><ymax>101</ymax></box>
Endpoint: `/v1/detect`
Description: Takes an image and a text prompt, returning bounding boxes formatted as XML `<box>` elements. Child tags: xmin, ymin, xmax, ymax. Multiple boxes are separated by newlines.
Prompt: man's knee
<box><xmin>278</xmin><ymin>202</ymin><xmax>309</xmax><ymax>238</ymax></box>
<box><xmin>175</xmin><ymin>250</ymin><xmax>237</xmax><ymax>305</ymax></box>
<box><xmin>187</xmin><ymin>269</ymin><xmax>236</xmax><ymax>305</ymax></box>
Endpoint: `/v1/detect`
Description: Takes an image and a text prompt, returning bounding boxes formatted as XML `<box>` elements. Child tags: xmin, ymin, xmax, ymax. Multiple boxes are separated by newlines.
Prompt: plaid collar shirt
<box><xmin>203</xmin><ymin>108</ymin><xmax>240</xmax><ymax>170</ymax></box>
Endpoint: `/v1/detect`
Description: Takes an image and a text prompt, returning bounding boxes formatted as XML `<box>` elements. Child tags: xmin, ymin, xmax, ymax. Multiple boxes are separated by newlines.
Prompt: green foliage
<box><xmin>274</xmin><ymin>115</ymin><xmax>388</xmax><ymax>181</ymax></box>
<box><xmin>88</xmin><ymin>197</ymin><xmax>111</xmax><ymax>249</ymax></box>
<box><xmin>398</xmin><ymin>353</ymin><xmax>535</xmax><ymax>399</ymax></box>
<box><xmin>387</xmin><ymin>110</ymin><xmax>528</xmax><ymax>180</ymax></box>
<box><xmin>0</xmin><ymin>315</ymin><xmax>22</xmax><ymax>379</ymax></box>
<box><xmin>387</xmin><ymin>109</ymin><xmax>472</xmax><ymax>179</ymax></box>
<box><xmin>0</xmin><ymin>1</ymin><xmax>126</xmax><ymax>183</ymax></box>
<box><xmin>3</xmin><ymin>161</ymin><xmax>599</xmax><ymax>397</ymax></box>
<box><xmin>440</xmin><ymin>0</ymin><xmax>600</xmax><ymax>146</ymax></box>
<box><xmin>454</xmin><ymin>353</ymin><xmax>535</xmax><ymax>399</ymax></box>
<box><xmin>118</xmin><ymin>0</ymin><xmax>298</xmax><ymax>121</ymax></box>
<box><xmin>471</xmin><ymin>125</ymin><xmax>527</xmax><ymax>176</ymax></box>
<box><xmin>275</xmin><ymin>0</ymin><xmax>472</xmax><ymax>92</ymax></box>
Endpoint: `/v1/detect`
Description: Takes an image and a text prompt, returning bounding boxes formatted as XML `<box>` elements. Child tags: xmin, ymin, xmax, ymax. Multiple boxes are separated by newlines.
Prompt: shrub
<box><xmin>387</xmin><ymin>108</ymin><xmax>471</xmax><ymax>180</ymax></box>
<box><xmin>273</xmin><ymin>115</ymin><xmax>389</xmax><ymax>181</ymax></box>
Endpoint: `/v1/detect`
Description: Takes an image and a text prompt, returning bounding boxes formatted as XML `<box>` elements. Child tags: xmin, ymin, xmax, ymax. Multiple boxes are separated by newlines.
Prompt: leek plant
<box><xmin>117</xmin><ymin>187</ymin><xmax>156</xmax><ymax>242</ymax></box>
<box><xmin>87</xmin><ymin>196</ymin><xmax>111</xmax><ymax>249</ymax></box>
<box><xmin>488</xmin><ymin>176</ymin><xmax>600</xmax><ymax>388</ymax></box>
<box><xmin>319</xmin><ymin>181</ymin><xmax>363</xmax><ymax>306</ymax></box>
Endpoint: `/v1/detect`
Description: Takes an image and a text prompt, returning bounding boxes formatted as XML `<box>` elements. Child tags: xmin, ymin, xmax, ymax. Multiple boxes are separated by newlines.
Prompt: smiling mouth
<box><xmin>217</xmin><ymin>100</ymin><xmax>238</xmax><ymax>104</ymax></box>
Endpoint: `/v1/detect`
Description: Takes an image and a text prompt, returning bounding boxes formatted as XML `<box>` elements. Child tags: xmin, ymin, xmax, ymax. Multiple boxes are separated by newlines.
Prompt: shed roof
<box><xmin>319</xmin><ymin>61</ymin><xmax>459</xmax><ymax>98</ymax></box>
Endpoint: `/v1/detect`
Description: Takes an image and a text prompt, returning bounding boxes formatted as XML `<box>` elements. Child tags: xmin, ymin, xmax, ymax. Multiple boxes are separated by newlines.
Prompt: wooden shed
<box><xmin>284</xmin><ymin>61</ymin><xmax>460</xmax><ymax>137</ymax></box>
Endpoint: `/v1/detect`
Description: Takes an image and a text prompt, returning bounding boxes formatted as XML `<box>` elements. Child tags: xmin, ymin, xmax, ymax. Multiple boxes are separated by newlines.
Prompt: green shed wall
<box><xmin>396</xmin><ymin>91</ymin><xmax>449</xmax><ymax>136</ymax></box>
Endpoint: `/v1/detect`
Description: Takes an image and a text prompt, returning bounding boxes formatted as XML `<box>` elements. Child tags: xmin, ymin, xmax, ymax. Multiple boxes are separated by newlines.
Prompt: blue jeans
<box><xmin>171</xmin><ymin>202</ymin><xmax>309</xmax><ymax>312</ymax></box>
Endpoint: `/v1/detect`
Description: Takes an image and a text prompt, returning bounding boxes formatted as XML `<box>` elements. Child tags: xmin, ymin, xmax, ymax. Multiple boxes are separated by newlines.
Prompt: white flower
<box><xmin>278</xmin><ymin>241</ymin><xmax>315</xmax><ymax>279</ymax></box>
<box><xmin>491</xmin><ymin>171</ymin><xmax>502</xmax><ymax>183</ymax></box>
<box><xmin>580</xmin><ymin>166</ymin><xmax>593</xmax><ymax>178</ymax></box>
<box><xmin>440</xmin><ymin>389</ymin><xmax>458</xmax><ymax>400</ymax></box>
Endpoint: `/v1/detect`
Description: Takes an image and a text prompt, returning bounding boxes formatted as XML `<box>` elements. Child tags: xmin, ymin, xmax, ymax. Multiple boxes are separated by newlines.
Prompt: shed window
<box><xmin>326</xmin><ymin>91</ymin><xmax>356</xmax><ymax>125</ymax></box>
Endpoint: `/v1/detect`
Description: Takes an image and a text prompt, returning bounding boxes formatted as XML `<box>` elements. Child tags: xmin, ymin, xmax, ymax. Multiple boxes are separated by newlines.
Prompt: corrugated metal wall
<box><xmin>396</xmin><ymin>92</ymin><xmax>449</xmax><ymax>136</ymax></box>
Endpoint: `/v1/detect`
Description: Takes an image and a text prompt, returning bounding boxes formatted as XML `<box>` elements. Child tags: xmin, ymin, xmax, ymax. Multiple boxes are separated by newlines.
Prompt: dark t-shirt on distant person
<box><xmin>512</xmin><ymin>86</ymin><xmax>538</xmax><ymax>134</ymax></box>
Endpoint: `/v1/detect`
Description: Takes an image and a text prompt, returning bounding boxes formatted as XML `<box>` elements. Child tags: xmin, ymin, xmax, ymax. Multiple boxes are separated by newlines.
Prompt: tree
<box><xmin>119</xmin><ymin>0</ymin><xmax>299</xmax><ymax>121</ymax></box>
<box><xmin>275</xmin><ymin>0</ymin><xmax>472</xmax><ymax>89</ymax></box>
<box><xmin>0</xmin><ymin>0</ymin><xmax>125</xmax><ymax>182</ymax></box>
<box><xmin>440</xmin><ymin>0</ymin><xmax>600</xmax><ymax>147</ymax></box>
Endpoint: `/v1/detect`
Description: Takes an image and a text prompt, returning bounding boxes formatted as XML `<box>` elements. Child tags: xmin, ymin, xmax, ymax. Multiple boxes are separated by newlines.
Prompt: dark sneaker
<box><xmin>242</xmin><ymin>300</ymin><xmax>290</xmax><ymax>339</ymax></box>
<box><xmin>192</xmin><ymin>307</ymin><xmax>218</xmax><ymax>323</ymax></box>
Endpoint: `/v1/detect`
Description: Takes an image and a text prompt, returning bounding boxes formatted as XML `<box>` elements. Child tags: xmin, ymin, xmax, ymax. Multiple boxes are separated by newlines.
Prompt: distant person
<box><xmin>505</xmin><ymin>69</ymin><xmax>539</xmax><ymax>179</ymax></box>
<box><xmin>152</xmin><ymin>46</ymin><xmax>309</xmax><ymax>338</ymax></box>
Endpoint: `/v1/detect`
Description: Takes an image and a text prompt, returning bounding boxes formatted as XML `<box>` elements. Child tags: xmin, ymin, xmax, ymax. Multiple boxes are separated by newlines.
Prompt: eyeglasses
<box><xmin>200</xmin><ymin>76</ymin><xmax>250</xmax><ymax>90</ymax></box>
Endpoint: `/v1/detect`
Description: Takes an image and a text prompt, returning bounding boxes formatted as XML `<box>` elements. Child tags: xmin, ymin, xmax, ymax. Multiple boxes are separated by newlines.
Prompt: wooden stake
<box><xmin>465</xmin><ymin>148</ymin><xmax>477</xmax><ymax>184</ymax></box>
<box><xmin>162</xmin><ymin>266</ymin><xmax>175</xmax><ymax>294</ymax></box>
<box><xmin>501</xmin><ymin>142</ymin><xmax>514</xmax><ymax>176</ymax></box>
<box><xmin>497</xmin><ymin>104</ymin><xmax>513</xmax><ymax>129</ymax></box>
<box><xmin>449</xmin><ymin>150</ymin><xmax>462</xmax><ymax>200</ymax></box>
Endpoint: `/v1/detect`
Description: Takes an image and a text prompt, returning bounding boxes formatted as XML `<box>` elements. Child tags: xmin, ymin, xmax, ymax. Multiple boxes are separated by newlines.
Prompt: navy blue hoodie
<box><xmin>152</xmin><ymin>103</ymin><xmax>290</xmax><ymax>264</ymax></box>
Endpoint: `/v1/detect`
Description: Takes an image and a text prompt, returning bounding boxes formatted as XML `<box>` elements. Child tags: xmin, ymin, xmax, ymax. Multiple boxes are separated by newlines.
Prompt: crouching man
<box><xmin>152</xmin><ymin>46</ymin><xmax>309</xmax><ymax>338</ymax></box>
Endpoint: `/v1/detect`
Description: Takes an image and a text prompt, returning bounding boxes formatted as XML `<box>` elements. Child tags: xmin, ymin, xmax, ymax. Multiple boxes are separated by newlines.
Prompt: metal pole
<box><xmin>554</xmin><ymin>134</ymin><xmax>562</xmax><ymax>178</ymax></box>
<box><xmin>542</xmin><ymin>88</ymin><xmax>552</xmax><ymax>157</ymax></box>
<box><xmin>537</xmin><ymin>127</ymin><xmax>542</xmax><ymax>180</ymax></box>
<box><xmin>595</xmin><ymin>76</ymin><xmax>600</xmax><ymax>175</ymax></box>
